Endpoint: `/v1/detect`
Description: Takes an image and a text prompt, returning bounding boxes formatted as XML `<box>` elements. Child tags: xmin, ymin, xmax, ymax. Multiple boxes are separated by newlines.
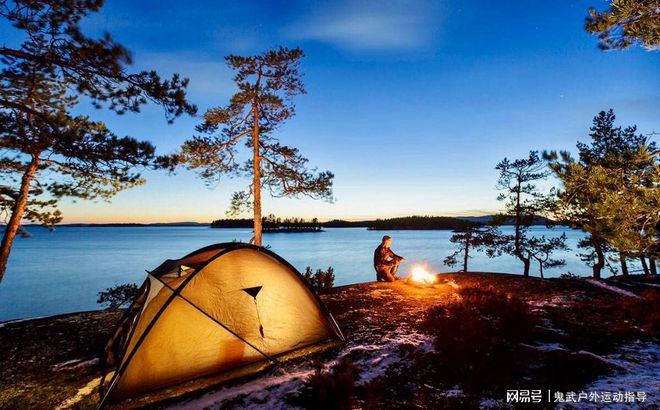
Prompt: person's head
<box><xmin>382</xmin><ymin>235</ymin><xmax>392</xmax><ymax>247</ymax></box>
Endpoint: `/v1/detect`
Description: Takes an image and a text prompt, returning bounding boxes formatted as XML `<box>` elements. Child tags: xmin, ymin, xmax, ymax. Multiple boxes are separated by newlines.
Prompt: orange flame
<box><xmin>409</xmin><ymin>265</ymin><xmax>437</xmax><ymax>285</ymax></box>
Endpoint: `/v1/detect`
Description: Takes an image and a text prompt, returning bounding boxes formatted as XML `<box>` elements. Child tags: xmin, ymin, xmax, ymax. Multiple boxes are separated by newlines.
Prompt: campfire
<box><xmin>407</xmin><ymin>265</ymin><xmax>438</xmax><ymax>286</ymax></box>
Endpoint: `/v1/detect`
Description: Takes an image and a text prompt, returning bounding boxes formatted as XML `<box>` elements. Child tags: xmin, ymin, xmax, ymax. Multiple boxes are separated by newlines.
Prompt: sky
<box><xmin>3</xmin><ymin>0</ymin><xmax>660</xmax><ymax>223</ymax></box>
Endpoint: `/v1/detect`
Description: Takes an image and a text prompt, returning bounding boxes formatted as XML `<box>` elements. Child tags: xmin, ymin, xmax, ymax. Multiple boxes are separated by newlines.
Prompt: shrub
<box><xmin>321</xmin><ymin>266</ymin><xmax>335</xmax><ymax>290</ymax></box>
<box><xmin>289</xmin><ymin>358</ymin><xmax>358</xmax><ymax>410</ymax></box>
<box><xmin>97</xmin><ymin>283</ymin><xmax>139</xmax><ymax>309</ymax></box>
<box><xmin>303</xmin><ymin>266</ymin><xmax>314</xmax><ymax>285</ymax></box>
<box><xmin>619</xmin><ymin>289</ymin><xmax>660</xmax><ymax>335</ymax></box>
<box><xmin>303</xmin><ymin>266</ymin><xmax>335</xmax><ymax>294</ymax></box>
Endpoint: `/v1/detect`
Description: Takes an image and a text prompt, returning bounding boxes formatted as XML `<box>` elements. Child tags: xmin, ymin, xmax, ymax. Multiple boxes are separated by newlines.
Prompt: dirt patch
<box><xmin>0</xmin><ymin>310</ymin><xmax>121</xmax><ymax>409</ymax></box>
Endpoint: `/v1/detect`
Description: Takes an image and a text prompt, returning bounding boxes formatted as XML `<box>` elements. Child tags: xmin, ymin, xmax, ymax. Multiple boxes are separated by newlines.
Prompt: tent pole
<box><xmin>98</xmin><ymin>268</ymin><xmax>221</xmax><ymax>405</ymax></box>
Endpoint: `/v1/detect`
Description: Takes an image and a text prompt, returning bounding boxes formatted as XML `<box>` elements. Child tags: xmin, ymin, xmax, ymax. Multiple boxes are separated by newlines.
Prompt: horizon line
<box><xmin>18</xmin><ymin>211</ymin><xmax>505</xmax><ymax>226</ymax></box>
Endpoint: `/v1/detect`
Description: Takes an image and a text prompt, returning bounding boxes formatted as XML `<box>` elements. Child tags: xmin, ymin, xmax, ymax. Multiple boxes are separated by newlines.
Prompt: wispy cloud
<box><xmin>285</xmin><ymin>0</ymin><xmax>439</xmax><ymax>52</ymax></box>
<box><xmin>130</xmin><ymin>52</ymin><xmax>235</xmax><ymax>104</ymax></box>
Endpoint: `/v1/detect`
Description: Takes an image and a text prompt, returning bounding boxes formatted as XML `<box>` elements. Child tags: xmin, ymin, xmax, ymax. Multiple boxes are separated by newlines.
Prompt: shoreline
<box><xmin>1</xmin><ymin>272</ymin><xmax>655</xmax><ymax>324</ymax></box>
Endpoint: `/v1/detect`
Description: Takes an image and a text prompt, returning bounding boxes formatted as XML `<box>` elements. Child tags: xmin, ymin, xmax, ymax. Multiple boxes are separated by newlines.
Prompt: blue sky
<box><xmin>5</xmin><ymin>0</ymin><xmax>659</xmax><ymax>222</ymax></box>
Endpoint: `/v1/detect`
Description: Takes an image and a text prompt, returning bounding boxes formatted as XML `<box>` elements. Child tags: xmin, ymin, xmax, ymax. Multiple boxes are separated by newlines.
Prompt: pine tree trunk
<box><xmin>514</xmin><ymin>187</ymin><xmax>522</xmax><ymax>271</ymax></box>
<box><xmin>592</xmin><ymin>239</ymin><xmax>604</xmax><ymax>279</ymax></box>
<box><xmin>252</xmin><ymin>99</ymin><xmax>262</xmax><ymax>247</ymax></box>
<box><xmin>0</xmin><ymin>157</ymin><xmax>38</xmax><ymax>281</ymax></box>
<box><xmin>539</xmin><ymin>261</ymin><xmax>544</xmax><ymax>279</ymax></box>
<box><xmin>514</xmin><ymin>182</ymin><xmax>530</xmax><ymax>277</ymax></box>
<box><xmin>523</xmin><ymin>257</ymin><xmax>530</xmax><ymax>277</ymax></box>
<box><xmin>463</xmin><ymin>239</ymin><xmax>469</xmax><ymax>272</ymax></box>
<box><xmin>650</xmin><ymin>258</ymin><xmax>657</xmax><ymax>275</ymax></box>
<box><xmin>619</xmin><ymin>253</ymin><xmax>629</xmax><ymax>276</ymax></box>
<box><xmin>640</xmin><ymin>257</ymin><xmax>650</xmax><ymax>275</ymax></box>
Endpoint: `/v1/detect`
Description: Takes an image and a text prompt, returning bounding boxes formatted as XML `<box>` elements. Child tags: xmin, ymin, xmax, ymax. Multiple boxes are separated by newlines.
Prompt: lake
<box><xmin>0</xmin><ymin>226</ymin><xmax>636</xmax><ymax>321</ymax></box>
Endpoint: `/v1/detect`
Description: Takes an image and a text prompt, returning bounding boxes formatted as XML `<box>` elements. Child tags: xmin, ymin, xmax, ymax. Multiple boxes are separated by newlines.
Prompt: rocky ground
<box><xmin>0</xmin><ymin>273</ymin><xmax>658</xmax><ymax>409</ymax></box>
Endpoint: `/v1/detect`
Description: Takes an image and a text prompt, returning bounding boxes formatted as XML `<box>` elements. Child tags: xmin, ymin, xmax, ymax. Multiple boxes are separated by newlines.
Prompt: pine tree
<box><xmin>527</xmin><ymin>234</ymin><xmax>568</xmax><ymax>278</ymax></box>
<box><xmin>585</xmin><ymin>0</ymin><xmax>660</xmax><ymax>50</ymax></box>
<box><xmin>0</xmin><ymin>1</ymin><xmax>196</xmax><ymax>280</ymax></box>
<box><xmin>444</xmin><ymin>226</ymin><xmax>499</xmax><ymax>273</ymax></box>
<box><xmin>545</xmin><ymin>110</ymin><xmax>659</xmax><ymax>278</ymax></box>
<box><xmin>490</xmin><ymin>151</ymin><xmax>560</xmax><ymax>276</ymax></box>
<box><xmin>172</xmin><ymin>47</ymin><xmax>333</xmax><ymax>246</ymax></box>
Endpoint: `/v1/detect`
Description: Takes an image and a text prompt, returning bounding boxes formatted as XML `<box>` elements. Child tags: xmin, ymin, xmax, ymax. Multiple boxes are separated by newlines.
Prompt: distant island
<box><xmin>211</xmin><ymin>216</ymin><xmax>323</xmax><ymax>233</ymax></box>
<box><xmin>367</xmin><ymin>216</ymin><xmax>476</xmax><ymax>231</ymax></box>
<box><xmin>457</xmin><ymin>215</ymin><xmax>552</xmax><ymax>226</ymax></box>
<box><xmin>368</xmin><ymin>215</ymin><xmax>553</xmax><ymax>230</ymax></box>
<box><xmin>211</xmin><ymin>217</ymin><xmax>370</xmax><ymax>229</ymax></box>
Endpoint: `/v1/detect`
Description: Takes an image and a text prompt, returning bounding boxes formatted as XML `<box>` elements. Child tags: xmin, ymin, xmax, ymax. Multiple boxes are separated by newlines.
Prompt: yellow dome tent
<box><xmin>99</xmin><ymin>243</ymin><xmax>344</xmax><ymax>406</ymax></box>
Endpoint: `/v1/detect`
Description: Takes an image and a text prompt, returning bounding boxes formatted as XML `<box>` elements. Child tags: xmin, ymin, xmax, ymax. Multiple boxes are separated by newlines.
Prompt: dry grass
<box><xmin>420</xmin><ymin>286</ymin><xmax>537</xmax><ymax>394</ymax></box>
<box><xmin>288</xmin><ymin>358</ymin><xmax>358</xmax><ymax>410</ymax></box>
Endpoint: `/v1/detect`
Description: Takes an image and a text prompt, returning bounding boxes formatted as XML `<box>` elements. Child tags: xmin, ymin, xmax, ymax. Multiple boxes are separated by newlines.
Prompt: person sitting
<box><xmin>374</xmin><ymin>235</ymin><xmax>405</xmax><ymax>282</ymax></box>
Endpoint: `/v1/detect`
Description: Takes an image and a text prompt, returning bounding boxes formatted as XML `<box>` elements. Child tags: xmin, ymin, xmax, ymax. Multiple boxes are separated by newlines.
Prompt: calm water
<box><xmin>0</xmin><ymin>226</ymin><xmax>637</xmax><ymax>321</ymax></box>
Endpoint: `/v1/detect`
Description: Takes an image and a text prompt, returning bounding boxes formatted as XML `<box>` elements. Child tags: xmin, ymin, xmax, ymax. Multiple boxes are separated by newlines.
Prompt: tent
<box><xmin>99</xmin><ymin>242</ymin><xmax>344</xmax><ymax>406</ymax></box>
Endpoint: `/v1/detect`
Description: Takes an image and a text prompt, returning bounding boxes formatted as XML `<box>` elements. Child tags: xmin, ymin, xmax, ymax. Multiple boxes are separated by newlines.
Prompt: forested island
<box><xmin>211</xmin><ymin>215</ymin><xmax>323</xmax><ymax>232</ymax></box>
<box><xmin>368</xmin><ymin>216</ymin><xmax>476</xmax><ymax>230</ymax></box>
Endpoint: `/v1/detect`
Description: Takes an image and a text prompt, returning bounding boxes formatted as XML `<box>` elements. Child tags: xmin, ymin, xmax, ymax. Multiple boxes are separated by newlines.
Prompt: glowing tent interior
<box><xmin>99</xmin><ymin>243</ymin><xmax>344</xmax><ymax>406</ymax></box>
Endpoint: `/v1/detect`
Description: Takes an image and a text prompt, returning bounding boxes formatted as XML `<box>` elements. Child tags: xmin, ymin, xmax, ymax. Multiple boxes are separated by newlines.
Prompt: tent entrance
<box><xmin>242</xmin><ymin>285</ymin><xmax>265</xmax><ymax>337</ymax></box>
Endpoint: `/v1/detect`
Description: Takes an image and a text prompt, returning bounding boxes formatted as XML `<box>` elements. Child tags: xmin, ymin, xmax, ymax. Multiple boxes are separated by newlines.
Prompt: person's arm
<box><xmin>387</xmin><ymin>248</ymin><xmax>404</xmax><ymax>261</ymax></box>
<box><xmin>391</xmin><ymin>249</ymin><xmax>404</xmax><ymax>260</ymax></box>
